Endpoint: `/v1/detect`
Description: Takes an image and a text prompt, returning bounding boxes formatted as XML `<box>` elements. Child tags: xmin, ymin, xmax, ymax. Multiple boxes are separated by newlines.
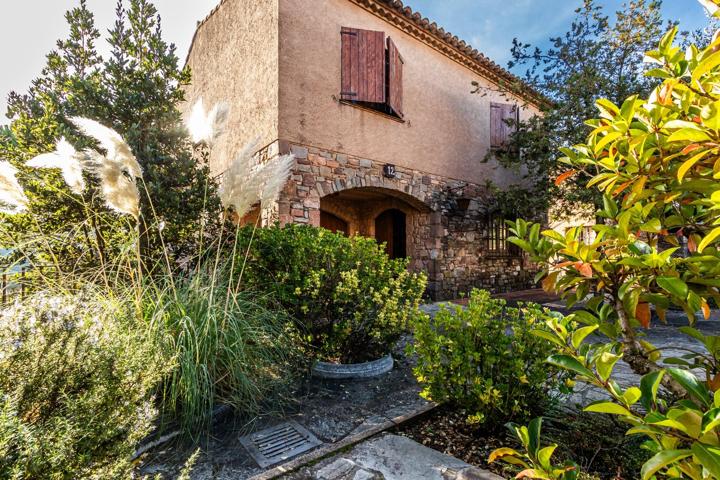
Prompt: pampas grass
<box><xmin>69</xmin><ymin>118</ymin><xmax>143</xmax><ymax>219</ymax></box>
<box><xmin>27</xmin><ymin>137</ymin><xmax>86</xmax><ymax>194</ymax></box>
<box><xmin>70</xmin><ymin>117</ymin><xmax>142</xmax><ymax>179</ymax></box>
<box><xmin>85</xmin><ymin>150</ymin><xmax>142</xmax><ymax>219</ymax></box>
<box><xmin>0</xmin><ymin>160</ymin><xmax>28</xmax><ymax>214</ymax></box>
<box><xmin>186</xmin><ymin>98</ymin><xmax>229</xmax><ymax>146</ymax></box>
<box><xmin>218</xmin><ymin>141</ymin><xmax>294</xmax><ymax>217</ymax></box>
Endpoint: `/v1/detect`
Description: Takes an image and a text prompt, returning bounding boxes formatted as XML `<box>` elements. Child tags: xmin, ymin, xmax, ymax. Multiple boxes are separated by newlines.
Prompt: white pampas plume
<box><xmin>26</xmin><ymin>138</ymin><xmax>86</xmax><ymax>194</ymax></box>
<box><xmin>83</xmin><ymin>150</ymin><xmax>141</xmax><ymax>219</ymax></box>
<box><xmin>259</xmin><ymin>153</ymin><xmax>294</xmax><ymax>210</ymax></box>
<box><xmin>218</xmin><ymin>141</ymin><xmax>263</xmax><ymax>218</ymax></box>
<box><xmin>218</xmin><ymin>141</ymin><xmax>294</xmax><ymax>217</ymax></box>
<box><xmin>186</xmin><ymin>98</ymin><xmax>229</xmax><ymax>146</ymax></box>
<box><xmin>0</xmin><ymin>161</ymin><xmax>29</xmax><ymax>214</ymax></box>
<box><xmin>69</xmin><ymin>117</ymin><xmax>142</xmax><ymax>179</ymax></box>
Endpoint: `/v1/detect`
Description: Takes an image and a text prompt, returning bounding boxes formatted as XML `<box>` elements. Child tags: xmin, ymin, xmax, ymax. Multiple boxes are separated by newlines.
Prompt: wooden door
<box><xmin>321</xmin><ymin>211</ymin><xmax>349</xmax><ymax>235</ymax></box>
<box><xmin>375</xmin><ymin>209</ymin><xmax>406</xmax><ymax>258</ymax></box>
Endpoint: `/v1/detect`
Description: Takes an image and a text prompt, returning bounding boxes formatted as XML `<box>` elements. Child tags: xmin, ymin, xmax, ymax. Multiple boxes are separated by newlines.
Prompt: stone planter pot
<box><xmin>311</xmin><ymin>354</ymin><xmax>394</xmax><ymax>380</ymax></box>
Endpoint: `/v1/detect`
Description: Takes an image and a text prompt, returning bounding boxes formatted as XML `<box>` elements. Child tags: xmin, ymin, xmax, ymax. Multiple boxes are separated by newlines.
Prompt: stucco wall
<box><xmin>278</xmin><ymin>0</ymin><xmax>541</xmax><ymax>188</ymax></box>
<box><xmin>184</xmin><ymin>0</ymin><xmax>280</xmax><ymax>175</ymax></box>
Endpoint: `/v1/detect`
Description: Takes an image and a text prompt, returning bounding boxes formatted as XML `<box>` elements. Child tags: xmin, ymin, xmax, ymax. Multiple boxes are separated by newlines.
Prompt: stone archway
<box><xmin>317</xmin><ymin>186</ymin><xmax>439</xmax><ymax>286</ymax></box>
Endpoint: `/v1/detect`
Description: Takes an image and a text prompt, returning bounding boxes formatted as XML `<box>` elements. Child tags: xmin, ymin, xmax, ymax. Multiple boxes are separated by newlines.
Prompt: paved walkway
<box><xmin>286</xmin><ymin>434</ymin><xmax>501</xmax><ymax>480</ymax></box>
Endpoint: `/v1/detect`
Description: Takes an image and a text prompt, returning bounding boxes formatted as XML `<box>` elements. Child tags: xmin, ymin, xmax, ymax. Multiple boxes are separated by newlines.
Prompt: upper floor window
<box><xmin>490</xmin><ymin>102</ymin><xmax>518</xmax><ymax>148</ymax></box>
<box><xmin>340</xmin><ymin>27</ymin><xmax>404</xmax><ymax>119</ymax></box>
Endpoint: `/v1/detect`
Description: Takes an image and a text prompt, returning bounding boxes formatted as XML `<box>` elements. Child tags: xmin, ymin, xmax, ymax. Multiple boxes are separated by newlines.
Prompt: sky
<box><xmin>0</xmin><ymin>0</ymin><xmax>711</xmax><ymax>119</ymax></box>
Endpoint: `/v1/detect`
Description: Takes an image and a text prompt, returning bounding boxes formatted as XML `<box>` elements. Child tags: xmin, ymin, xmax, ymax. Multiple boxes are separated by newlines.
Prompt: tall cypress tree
<box><xmin>0</xmin><ymin>0</ymin><xmax>220</xmax><ymax>269</ymax></box>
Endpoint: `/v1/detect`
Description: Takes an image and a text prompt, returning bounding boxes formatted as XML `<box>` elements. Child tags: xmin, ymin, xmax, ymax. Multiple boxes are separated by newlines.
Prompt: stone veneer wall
<box><xmin>267</xmin><ymin>140</ymin><xmax>535</xmax><ymax>300</ymax></box>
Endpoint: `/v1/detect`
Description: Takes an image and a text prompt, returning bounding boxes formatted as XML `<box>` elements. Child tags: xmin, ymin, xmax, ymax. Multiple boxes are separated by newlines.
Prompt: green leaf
<box><xmin>656</xmin><ymin>277</ymin><xmax>689</xmax><ymax>299</ymax></box>
<box><xmin>691</xmin><ymin>443</ymin><xmax>720</xmax><ymax>478</ymax></box>
<box><xmin>640</xmin><ymin>370</ymin><xmax>665</xmax><ymax>411</ymax></box>
<box><xmin>678</xmin><ymin>150</ymin><xmax>711</xmax><ymax>181</ymax></box>
<box><xmin>693</xmin><ymin>49</ymin><xmax>720</xmax><ymax>84</ymax></box>
<box><xmin>531</xmin><ymin>329</ymin><xmax>566</xmax><ymax>348</ymax></box>
<box><xmin>528</xmin><ymin>417</ymin><xmax>542</xmax><ymax>457</ymax></box>
<box><xmin>622</xmin><ymin>386</ymin><xmax>642</xmax><ymax>406</ymax></box>
<box><xmin>537</xmin><ymin>445</ymin><xmax>557</xmax><ymax>471</ymax></box>
<box><xmin>702</xmin><ymin>407</ymin><xmax>720</xmax><ymax>433</ymax></box>
<box><xmin>547</xmin><ymin>354</ymin><xmax>595</xmax><ymax>379</ymax></box>
<box><xmin>584</xmin><ymin>401</ymin><xmax>632</xmax><ymax>416</ymax></box>
<box><xmin>640</xmin><ymin>449</ymin><xmax>692</xmax><ymax>480</ymax></box>
<box><xmin>667</xmin><ymin>368</ymin><xmax>712</xmax><ymax>407</ymax></box>
<box><xmin>698</xmin><ymin>226</ymin><xmax>720</xmax><ymax>253</ymax></box>
<box><xmin>571</xmin><ymin>325</ymin><xmax>599</xmax><ymax>349</ymax></box>
<box><xmin>596</xmin><ymin>352</ymin><xmax>622</xmax><ymax>382</ymax></box>
<box><xmin>667</xmin><ymin>128</ymin><xmax>712</xmax><ymax>143</ymax></box>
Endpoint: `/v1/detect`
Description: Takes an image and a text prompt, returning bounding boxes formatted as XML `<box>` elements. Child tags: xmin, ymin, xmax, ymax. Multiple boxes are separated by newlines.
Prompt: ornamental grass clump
<box><xmin>145</xmin><ymin>265</ymin><xmax>299</xmax><ymax>435</ymax></box>
<box><xmin>0</xmin><ymin>289</ymin><xmax>168</xmax><ymax>479</ymax></box>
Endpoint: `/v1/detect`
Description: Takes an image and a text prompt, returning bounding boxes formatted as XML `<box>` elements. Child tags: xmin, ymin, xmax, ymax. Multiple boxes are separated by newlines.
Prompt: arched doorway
<box><xmin>375</xmin><ymin>209</ymin><xmax>406</xmax><ymax>259</ymax></box>
<box><xmin>320</xmin><ymin>211</ymin><xmax>349</xmax><ymax>235</ymax></box>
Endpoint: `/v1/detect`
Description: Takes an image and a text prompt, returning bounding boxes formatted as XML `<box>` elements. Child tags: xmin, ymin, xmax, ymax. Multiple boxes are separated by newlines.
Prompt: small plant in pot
<box><xmin>235</xmin><ymin>224</ymin><xmax>427</xmax><ymax>376</ymax></box>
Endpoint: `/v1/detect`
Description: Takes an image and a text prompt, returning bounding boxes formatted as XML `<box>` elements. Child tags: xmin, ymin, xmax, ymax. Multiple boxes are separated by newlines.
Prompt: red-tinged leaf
<box><xmin>636</xmin><ymin>302</ymin><xmax>651</xmax><ymax>328</ymax></box>
<box><xmin>683</xmin><ymin>144</ymin><xmax>702</xmax><ymax>155</ymax></box>
<box><xmin>694</xmin><ymin>115</ymin><xmax>703</xmax><ymax>124</ymax></box>
<box><xmin>688</xmin><ymin>235</ymin><xmax>698</xmax><ymax>253</ymax></box>
<box><xmin>575</xmin><ymin>262</ymin><xmax>593</xmax><ymax>278</ymax></box>
<box><xmin>555</xmin><ymin>170</ymin><xmax>577</xmax><ymax>186</ymax></box>
<box><xmin>703</xmin><ymin>301</ymin><xmax>711</xmax><ymax>320</ymax></box>
<box><xmin>710</xmin><ymin>373</ymin><xmax>720</xmax><ymax>392</ymax></box>
<box><xmin>613</xmin><ymin>180</ymin><xmax>633</xmax><ymax>196</ymax></box>
<box><xmin>555</xmin><ymin>261</ymin><xmax>575</xmax><ymax>268</ymax></box>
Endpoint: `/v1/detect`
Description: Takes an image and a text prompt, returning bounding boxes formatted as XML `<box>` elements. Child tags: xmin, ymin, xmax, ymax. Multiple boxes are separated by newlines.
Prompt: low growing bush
<box><xmin>0</xmin><ymin>290</ymin><xmax>167</xmax><ymax>479</ymax></box>
<box><xmin>410</xmin><ymin>289</ymin><xmax>568</xmax><ymax>428</ymax></box>
<box><xmin>235</xmin><ymin>224</ymin><xmax>427</xmax><ymax>363</ymax></box>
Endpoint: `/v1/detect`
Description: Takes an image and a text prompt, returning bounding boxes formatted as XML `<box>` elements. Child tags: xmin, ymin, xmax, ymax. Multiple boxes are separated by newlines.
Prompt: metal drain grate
<box><xmin>240</xmin><ymin>420</ymin><xmax>322</xmax><ymax>468</ymax></box>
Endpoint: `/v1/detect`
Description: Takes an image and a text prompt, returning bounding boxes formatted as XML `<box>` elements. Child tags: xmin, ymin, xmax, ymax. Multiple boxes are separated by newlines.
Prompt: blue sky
<box><xmin>402</xmin><ymin>0</ymin><xmax>710</xmax><ymax>68</ymax></box>
<box><xmin>0</xmin><ymin>1</ymin><xmax>712</xmax><ymax>118</ymax></box>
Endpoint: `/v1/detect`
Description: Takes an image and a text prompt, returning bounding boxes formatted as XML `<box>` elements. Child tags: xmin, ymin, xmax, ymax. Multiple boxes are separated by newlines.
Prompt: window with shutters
<box><xmin>490</xmin><ymin>102</ymin><xmax>518</xmax><ymax>148</ymax></box>
<box><xmin>340</xmin><ymin>27</ymin><xmax>404</xmax><ymax>120</ymax></box>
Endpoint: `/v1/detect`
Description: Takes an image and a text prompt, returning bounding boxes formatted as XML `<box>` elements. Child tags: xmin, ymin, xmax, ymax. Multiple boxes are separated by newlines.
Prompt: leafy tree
<box><xmin>485</xmin><ymin>0</ymin><xmax>664</xmax><ymax>219</ymax></box>
<box><xmin>0</xmin><ymin>0</ymin><xmax>219</xmax><ymax>269</ymax></box>
<box><xmin>497</xmin><ymin>3</ymin><xmax>720</xmax><ymax>476</ymax></box>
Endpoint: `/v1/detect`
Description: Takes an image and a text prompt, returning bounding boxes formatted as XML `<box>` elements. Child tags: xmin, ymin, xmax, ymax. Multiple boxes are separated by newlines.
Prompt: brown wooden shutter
<box><xmin>387</xmin><ymin>37</ymin><xmax>404</xmax><ymax>117</ymax></box>
<box><xmin>490</xmin><ymin>102</ymin><xmax>518</xmax><ymax>147</ymax></box>
<box><xmin>341</xmin><ymin>27</ymin><xmax>385</xmax><ymax>103</ymax></box>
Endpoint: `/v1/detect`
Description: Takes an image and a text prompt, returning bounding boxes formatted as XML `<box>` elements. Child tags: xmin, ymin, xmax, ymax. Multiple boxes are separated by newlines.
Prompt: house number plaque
<box><xmin>383</xmin><ymin>164</ymin><xmax>397</xmax><ymax>178</ymax></box>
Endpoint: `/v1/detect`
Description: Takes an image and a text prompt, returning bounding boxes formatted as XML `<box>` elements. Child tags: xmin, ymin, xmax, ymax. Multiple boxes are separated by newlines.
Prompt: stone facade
<box><xmin>269</xmin><ymin>140</ymin><xmax>535</xmax><ymax>300</ymax></box>
<box><xmin>184</xmin><ymin>0</ymin><xmax>545</xmax><ymax>300</ymax></box>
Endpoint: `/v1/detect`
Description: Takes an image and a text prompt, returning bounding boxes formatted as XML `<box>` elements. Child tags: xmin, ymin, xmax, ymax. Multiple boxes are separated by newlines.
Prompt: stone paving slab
<box><xmin>285</xmin><ymin>434</ymin><xmax>502</xmax><ymax>480</ymax></box>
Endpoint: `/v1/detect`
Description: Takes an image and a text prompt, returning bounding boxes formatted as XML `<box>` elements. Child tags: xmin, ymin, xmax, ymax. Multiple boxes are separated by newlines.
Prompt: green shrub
<box><xmin>235</xmin><ymin>224</ymin><xmax>427</xmax><ymax>363</ymax></box>
<box><xmin>0</xmin><ymin>290</ymin><xmax>167</xmax><ymax>479</ymax></box>
<box><xmin>410</xmin><ymin>289</ymin><xmax>567</xmax><ymax>428</ymax></box>
<box><xmin>145</xmin><ymin>265</ymin><xmax>300</xmax><ymax>435</ymax></box>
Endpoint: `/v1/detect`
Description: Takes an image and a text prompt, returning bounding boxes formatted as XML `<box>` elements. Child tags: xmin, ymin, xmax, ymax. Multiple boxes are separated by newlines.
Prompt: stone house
<box><xmin>184</xmin><ymin>0</ymin><xmax>545</xmax><ymax>300</ymax></box>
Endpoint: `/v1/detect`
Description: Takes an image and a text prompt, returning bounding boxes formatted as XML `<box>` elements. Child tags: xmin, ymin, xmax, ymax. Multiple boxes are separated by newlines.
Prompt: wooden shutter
<box><xmin>387</xmin><ymin>37</ymin><xmax>404</xmax><ymax>117</ymax></box>
<box><xmin>490</xmin><ymin>102</ymin><xmax>518</xmax><ymax>147</ymax></box>
<box><xmin>340</xmin><ymin>27</ymin><xmax>385</xmax><ymax>103</ymax></box>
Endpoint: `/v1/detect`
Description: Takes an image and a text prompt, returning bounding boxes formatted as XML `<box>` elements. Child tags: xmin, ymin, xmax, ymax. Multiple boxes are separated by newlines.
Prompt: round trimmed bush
<box><xmin>235</xmin><ymin>224</ymin><xmax>427</xmax><ymax>363</ymax></box>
